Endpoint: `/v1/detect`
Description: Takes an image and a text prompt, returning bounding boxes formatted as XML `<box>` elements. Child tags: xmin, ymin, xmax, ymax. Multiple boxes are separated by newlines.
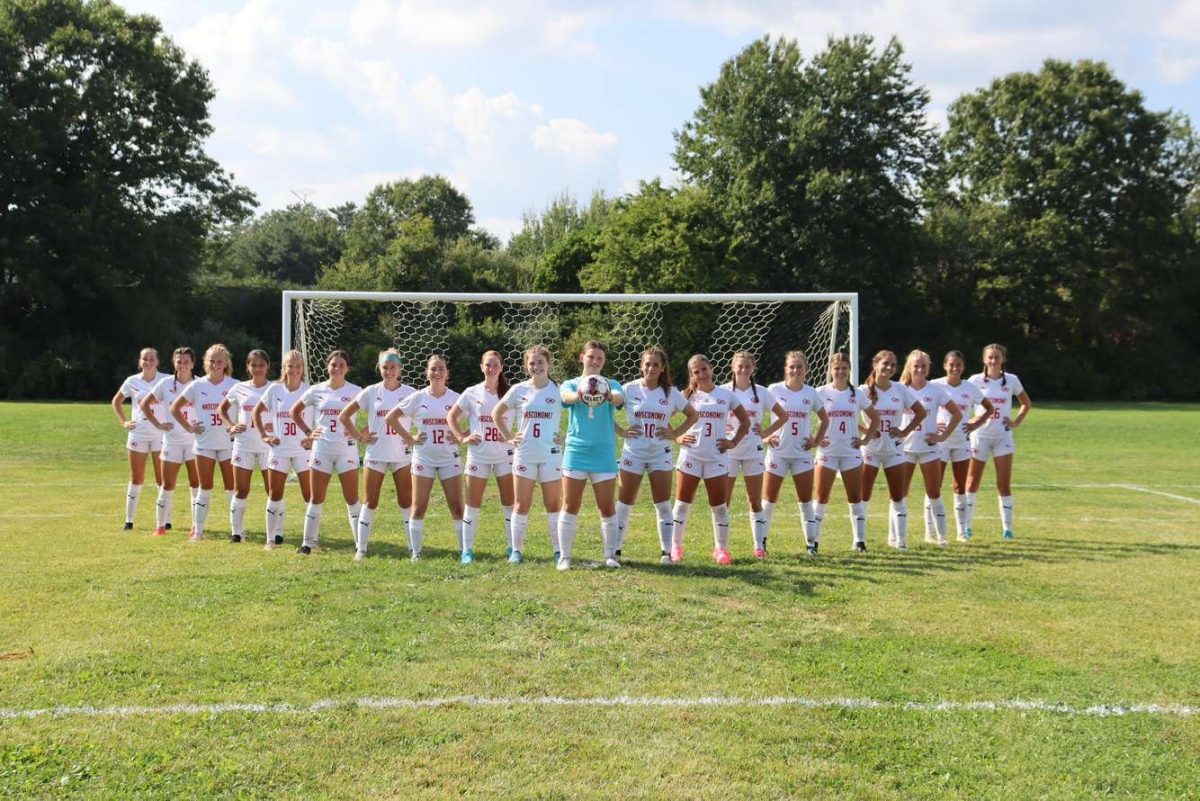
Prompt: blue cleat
<box><xmin>1002</xmin><ymin>530</ymin><xmax>1015</xmax><ymax>540</ymax></box>
<box><xmin>460</xmin><ymin>549</ymin><xmax>475</xmax><ymax>564</ymax></box>
<box><xmin>552</xmin><ymin>550</ymin><xmax>561</xmax><ymax>564</ymax></box>
<box><xmin>963</xmin><ymin>527</ymin><xmax>973</xmax><ymax>541</ymax></box>
<box><xmin>505</xmin><ymin>546</ymin><xmax>513</xmax><ymax>558</ymax></box>
<box><xmin>508</xmin><ymin>549</ymin><xmax>523</xmax><ymax>564</ymax></box>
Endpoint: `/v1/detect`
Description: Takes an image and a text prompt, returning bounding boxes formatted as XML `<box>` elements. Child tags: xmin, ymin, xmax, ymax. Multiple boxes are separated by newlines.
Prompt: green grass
<box><xmin>1</xmin><ymin>402</ymin><xmax>1198</xmax><ymax>799</ymax></box>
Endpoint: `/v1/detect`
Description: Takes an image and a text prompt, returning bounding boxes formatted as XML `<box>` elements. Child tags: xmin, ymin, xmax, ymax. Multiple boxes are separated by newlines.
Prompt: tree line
<box><xmin>2</xmin><ymin>0</ymin><xmax>1197</xmax><ymax>399</ymax></box>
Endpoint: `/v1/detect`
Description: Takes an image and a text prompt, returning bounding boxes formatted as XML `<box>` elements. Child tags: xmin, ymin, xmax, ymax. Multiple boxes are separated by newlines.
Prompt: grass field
<box><xmin>1</xmin><ymin>402</ymin><xmax>1198</xmax><ymax>799</ymax></box>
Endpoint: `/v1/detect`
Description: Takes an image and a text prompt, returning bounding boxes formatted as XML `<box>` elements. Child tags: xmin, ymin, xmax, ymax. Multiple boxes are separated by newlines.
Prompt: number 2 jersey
<box><xmin>765</xmin><ymin>381</ymin><xmax>821</xmax><ymax>458</ymax></box>
<box><xmin>397</xmin><ymin>388</ymin><xmax>461</xmax><ymax>467</ymax></box>
<box><xmin>453</xmin><ymin>382</ymin><xmax>511</xmax><ymax>464</ymax></box>
<box><xmin>816</xmin><ymin>384</ymin><xmax>872</xmax><ymax>458</ymax></box>
<box><xmin>621</xmin><ymin>380</ymin><xmax>689</xmax><ymax>462</ymax></box>
<box><xmin>258</xmin><ymin>381</ymin><xmax>310</xmax><ymax>456</ymax></box>
<box><xmin>301</xmin><ymin>381</ymin><xmax>362</xmax><ymax>453</ymax></box>
<box><xmin>498</xmin><ymin>380</ymin><xmax>562</xmax><ymax>464</ymax></box>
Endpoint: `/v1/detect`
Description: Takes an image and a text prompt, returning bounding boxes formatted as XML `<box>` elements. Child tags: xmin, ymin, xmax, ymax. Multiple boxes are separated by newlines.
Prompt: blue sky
<box><xmin>123</xmin><ymin>0</ymin><xmax>1200</xmax><ymax>240</ymax></box>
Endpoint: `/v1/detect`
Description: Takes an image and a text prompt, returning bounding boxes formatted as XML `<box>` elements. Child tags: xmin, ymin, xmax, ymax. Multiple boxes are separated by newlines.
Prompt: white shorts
<box><xmin>413</xmin><ymin>457</ymin><xmax>463</xmax><ymax>480</ymax></box>
<box><xmin>816</xmin><ymin>453</ymin><xmax>863</xmax><ymax>473</ymax></box>
<box><xmin>364</xmin><ymin>457</ymin><xmax>411</xmax><ymax>475</ymax></box>
<box><xmin>513</xmin><ymin>457</ymin><xmax>561</xmax><ymax>483</ymax></box>
<box><xmin>195</xmin><ymin>447</ymin><xmax>233</xmax><ymax>463</ymax></box>
<box><xmin>620</xmin><ymin>450</ymin><xmax>674</xmax><ymax>475</ymax></box>
<box><xmin>905</xmin><ymin>449</ymin><xmax>942</xmax><ymax>465</ymax></box>
<box><xmin>466</xmin><ymin>456</ymin><xmax>513</xmax><ymax>479</ymax></box>
<box><xmin>728</xmin><ymin>455</ymin><xmax>766</xmax><ymax>478</ymax></box>
<box><xmin>676</xmin><ymin>454</ymin><xmax>729</xmax><ymax>479</ymax></box>
<box><xmin>268</xmin><ymin>453</ymin><xmax>310</xmax><ymax>475</ymax></box>
<box><xmin>232</xmin><ymin>446</ymin><xmax>269</xmax><ymax>471</ymax></box>
<box><xmin>862</xmin><ymin>448</ymin><xmax>906</xmax><ymax>469</ymax></box>
<box><xmin>126</xmin><ymin>432</ymin><xmax>164</xmax><ymax>453</ymax></box>
<box><xmin>309</xmin><ymin>449</ymin><xmax>359</xmax><ymax>475</ymax></box>
<box><xmin>160</xmin><ymin>441</ymin><xmax>195</xmax><ymax>464</ymax></box>
<box><xmin>562</xmin><ymin>468</ymin><xmax>617</xmax><ymax>483</ymax></box>
<box><xmin>940</xmin><ymin>444</ymin><xmax>972</xmax><ymax>463</ymax></box>
<box><xmin>766</xmin><ymin>454</ymin><xmax>814</xmax><ymax>478</ymax></box>
<box><xmin>970</xmin><ymin>432</ymin><xmax>1015</xmax><ymax>462</ymax></box>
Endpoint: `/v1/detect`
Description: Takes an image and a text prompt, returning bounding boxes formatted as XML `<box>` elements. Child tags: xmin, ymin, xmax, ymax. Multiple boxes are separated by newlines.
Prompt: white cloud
<box><xmin>176</xmin><ymin>0</ymin><xmax>295</xmax><ymax>106</ymax></box>
<box><xmin>532</xmin><ymin>118</ymin><xmax>619</xmax><ymax>158</ymax></box>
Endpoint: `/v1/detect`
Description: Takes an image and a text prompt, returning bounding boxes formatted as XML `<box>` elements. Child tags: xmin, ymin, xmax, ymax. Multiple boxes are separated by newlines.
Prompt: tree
<box><xmin>674</xmin><ymin>34</ymin><xmax>937</xmax><ymax>315</ymax></box>
<box><xmin>0</xmin><ymin>0</ymin><xmax>253</xmax><ymax>397</ymax></box>
<box><xmin>928</xmin><ymin>59</ymin><xmax>1200</xmax><ymax>397</ymax></box>
<box><xmin>220</xmin><ymin>203</ymin><xmax>345</xmax><ymax>285</ymax></box>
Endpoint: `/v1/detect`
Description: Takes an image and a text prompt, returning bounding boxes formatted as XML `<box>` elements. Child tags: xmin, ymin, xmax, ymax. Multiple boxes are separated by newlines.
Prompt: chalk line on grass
<box><xmin>1</xmin><ymin>695</ymin><xmax>1195</xmax><ymax>721</ymax></box>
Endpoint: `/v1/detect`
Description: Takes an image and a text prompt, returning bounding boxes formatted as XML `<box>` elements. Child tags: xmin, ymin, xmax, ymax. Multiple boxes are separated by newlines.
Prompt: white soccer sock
<box><xmin>193</xmin><ymin>489</ymin><xmax>212</xmax><ymax>534</ymax></box>
<box><xmin>924</xmin><ymin>496</ymin><xmax>934</xmax><ymax>537</ymax></box>
<box><xmin>615</xmin><ymin>501</ymin><xmax>634</xmax><ymax>549</ymax></box>
<box><xmin>671</xmin><ymin>500</ymin><xmax>693</xmax><ymax>549</ymax></box>
<box><xmin>230</xmin><ymin>496</ymin><xmax>247</xmax><ymax>537</ymax></box>
<box><xmin>749</xmin><ymin>508</ymin><xmax>767</xmax><ymax>550</ymax></box>
<box><xmin>557</xmin><ymin>512</ymin><xmax>578</xmax><ymax>559</ymax></box>
<box><xmin>800</xmin><ymin>500</ymin><xmax>816</xmax><ymax>545</ymax></box>
<box><xmin>454</xmin><ymin>518</ymin><xmax>464</xmax><ymax>550</ymax></box>
<box><xmin>812</xmin><ymin>502</ymin><xmax>827</xmax><ymax>543</ymax></box>
<box><xmin>762</xmin><ymin>499</ymin><xmax>778</xmax><ymax>525</ymax></box>
<box><xmin>401</xmin><ymin>506</ymin><xmax>412</xmax><ymax>533</ymax></box>
<box><xmin>265</xmin><ymin>499</ymin><xmax>283</xmax><ymax>542</ymax></box>
<box><xmin>226</xmin><ymin>489</ymin><xmax>235</xmax><ymax>510</ymax></box>
<box><xmin>408</xmin><ymin>517</ymin><xmax>425</xmax><ymax>554</ymax></box>
<box><xmin>190</xmin><ymin>486</ymin><xmax>199</xmax><ymax>509</ymax></box>
<box><xmin>850</xmin><ymin>501</ymin><xmax>867</xmax><ymax>544</ymax></box>
<box><xmin>155</xmin><ymin>487</ymin><xmax>173</xmax><ymax>528</ymax></box>
<box><xmin>501</xmin><ymin>504</ymin><xmax>514</xmax><ymax>547</ymax></box>
<box><xmin>510</xmin><ymin>512</ymin><xmax>529</xmax><ymax>551</ymax></box>
<box><xmin>890</xmin><ymin>499</ymin><xmax>908</xmax><ymax>548</ymax></box>
<box><xmin>302</xmin><ymin>501</ymin><xmax>324</xmax><ymax>547</ymax></box>
<box><xmin>653</xmin><ymin>500</ymin><xmax>673</xmax><ymax>552</ymax></box>
<box><xmin>601</xmin><ymin>515</ymin><xmax>620</xmax><ymax>559</ymax></box>
<box><xmin>953</xmin><ymin>493</ymin><xmax>968</xmax><ymax>535</ymax></box>
<box><xmin>964</xmin><ymin>492</ymin><xmax>977</xmax><ymax>529</ymax></box>
<box><xmin>999</xmin><ymin>495</ymin><xmax>1014</xmax><ymax>531</ymax></box>
<box><xmin>462</xmin><ymin>506</ymin><xmax>480</xmax><ymax>552</ymax></box>
<box><xmin>930</xmin><ymin>497</ymin><xmax>948</xmax><ymax>542</ymax></box>
<box><xmin>357</xmin><ymin>505</ymin><xmax>376</xmax><ymax>553</ymax></box>
<box><xmin>711</xmin><ymin>503</ymin><xmax>731</xmax><ymax>550</ymax></box>
<box><xmin>546</xmin><ymin>511</ymin><xmax>561</xmax><ymax>553</ymax></box>
<box><xmin>125</xmin><ymin>482</ymin><xmax>142</xmax><ymax>524</ymax></box>
<box><xmin>346</xmin><ymin>501</ymin><xmax>361</xmax><ymax>543</ymax></box>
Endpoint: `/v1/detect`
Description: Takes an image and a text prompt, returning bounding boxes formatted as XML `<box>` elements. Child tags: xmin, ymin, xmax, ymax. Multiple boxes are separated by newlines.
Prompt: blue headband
<box><xmin>378</xmin><ymin>353</ymin><xmax>402</xmax><ymax>367</ymax></box>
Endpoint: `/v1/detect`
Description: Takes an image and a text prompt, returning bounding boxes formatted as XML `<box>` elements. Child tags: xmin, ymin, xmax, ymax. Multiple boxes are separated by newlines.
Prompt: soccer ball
<box><xmin>579</xmin><ymin>375</ymin><xmax>609</xmax><ymax>408</ymax></box>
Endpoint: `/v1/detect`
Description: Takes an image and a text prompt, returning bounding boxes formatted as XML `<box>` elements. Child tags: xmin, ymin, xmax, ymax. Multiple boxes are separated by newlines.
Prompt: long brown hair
<box><xmin>827</xmin><ymin>351</ymin><xmax>855</xmax><ymax>400</ymax></box>
<box><xmin>982</xmin><ymin>343</ymin><xmax>1008</xmax><ymax>387</ymax></box>
<box><xmin>641</xmin><ymin>346</ymin><xmax>673</xmax><ymax>399</ymax></box>
<box><xmin>866</xmin><ymin>350</ymin><xmax>896</xmax><ymax>404</ymax></box>
<box><xmin>523</xmin><ymin>344</ymin><xmax>555</xmax><ymax>385</ymax></box>
<box><xmin>729</xmin><ymin>350</ymin><xmax>759</xmax><ymax>403</ymax></box>
<box><xmin>245</xmin><ymin>349</ymin><xmax>271</xmax><ymax>379</ymax></box>
<box><xmin>171</xmin><ymin>346</ymin><xmax>195</xmax><ymax>391</ymax></box>
<box><xmin>683</xmin><ymin>354</ymin><xmax>711</xmax><ymax>399</ymax></box>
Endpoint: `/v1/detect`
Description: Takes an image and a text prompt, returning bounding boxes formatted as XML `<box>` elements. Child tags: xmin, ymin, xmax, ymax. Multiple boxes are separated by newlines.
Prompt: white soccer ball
<box><xmin>579</xmin><ymin>375</ymin><xmax>609</xmax><ymax>408</ymax></box>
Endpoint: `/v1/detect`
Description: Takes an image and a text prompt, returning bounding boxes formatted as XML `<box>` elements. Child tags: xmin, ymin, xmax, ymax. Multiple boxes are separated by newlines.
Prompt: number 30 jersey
<box><xmin>259</xmin><ymin>381</ymin><xmax>309</xmax><ymax>456</ymax></box>
<box><xmin>398</xmin><ymin>387</ymin><xmax>461</xmax><ymax>467</ymax></box>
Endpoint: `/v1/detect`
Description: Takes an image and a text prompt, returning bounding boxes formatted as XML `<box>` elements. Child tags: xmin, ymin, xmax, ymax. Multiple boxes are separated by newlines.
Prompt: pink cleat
<box><xmin>713</xmin><ymin>548</ymin><xmax>733</xmax><ymax>565</ymax></box>
<box><xmin>753</xmin><ymin>548</ymin><xmax>767</xmax><ymax>559</ymax></box>
<box><xmin>151</xmin><ymin>527</ymin><xmax>168</xmax><ymax>537</ymax></box>
<box><xmin>188</xmin><ymin>529</ymin><xmax>202</xmax><ymax>542</ymax></box>
<box><xmin>669</xmin><ymin>545</ymin><xmax>684</xmax><ymax>564</ymax></box>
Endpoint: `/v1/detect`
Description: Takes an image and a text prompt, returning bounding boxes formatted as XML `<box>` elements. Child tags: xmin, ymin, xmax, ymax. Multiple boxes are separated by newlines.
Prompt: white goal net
<box><xmin>283</xmin><ymin>293</ymin><xmax>858</xmax><ymax>387</ymax></box>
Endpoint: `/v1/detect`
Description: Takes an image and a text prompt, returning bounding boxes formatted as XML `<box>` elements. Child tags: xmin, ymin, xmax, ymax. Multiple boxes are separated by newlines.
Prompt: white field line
<box><xmin>0</xmin><ymin>694</ymin><xmax>1195</xmax><ymax>721</ymax></box>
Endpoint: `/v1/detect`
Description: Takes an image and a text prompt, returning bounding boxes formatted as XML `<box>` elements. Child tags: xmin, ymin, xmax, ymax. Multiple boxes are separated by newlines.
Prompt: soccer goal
<box><xmin>281</xmin><ymin>292</ymin><xmax>858</xmax><ymax>387</ymax></box>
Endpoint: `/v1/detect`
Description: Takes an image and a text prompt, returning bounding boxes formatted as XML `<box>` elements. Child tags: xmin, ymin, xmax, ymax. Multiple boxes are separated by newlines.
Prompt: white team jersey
<box><xmin>498</xmin><ymin>380</ymin><xmax>562</xmax><ymax>463</ymax></box>
<box><xmin>354</xmin><ymin>382</ymin><xmax>414</xmax><ymax>463</ymax></box>
<box><xmin>766</xmin><ymin>382</ymin><xmax>821</xmax><ymax>459</ymax></box>
<box><xmin>301</xmin><ymin>381</ymin><xmax>362</xmax><ymax>451</ymax></box>
<box><xmin>181</xmin><ymin>376</ymin><xmax>238</xmax><ymax>452</ymax></box>
<box><xmin>969</xmin><ymin>372</ymin><xmax>1025</xmax><ymax>439</ymax></box>
<box><xmin>118</xmin><ymin>372</ymin><xmax>171</xmax><ymax>438</ymax></box>
<box><xmin>901</xmin><ymin>381</ymin><xmax>950</xmax><ymax>452</ymax></box>
<box><xmin>398</xmin><ymin>387</ymin><xmax>461</xmax><ymax>466</ymax></box>
<box><xmin>817</xmin><ymin>384</ymin><xmax>872</xmax><ymax>458</ymax></box>
<box><xmin>681</xmin><ymin>386</ymin><xmax>742</xmax><ymax>461</ymax></box>
<box><xmin>259</xmin><ymin>381</ymin><xmax>310</xmax><ymax>457</ymax></box>
<box><xmin>226</xmin><ymin>380</ymin><xmax>271</xmax><ymax>453</ymax></box>
<box><xmin>621</xmin><ymin>380</ymin><xmax>688</xmax><ymax>462</ymax></box>
<box><xmin>932</xmin><ymin>377</ymin><xmax>985</xmax><ymax>448</ymax></box>
<box><xmin>724</xmin><ymin>383</ymin><xmax>773</xmax><ymax>460</ymax></box>
<box><xmin>149</xmin><ymin>376</ymin><xmax>194</xmax><ymax>446</ymax></box>
<box><xmin>454</xmin><ymin>383</ymin><xmax>510</xmax><ymax>463</ymax></box>
<box><xmin>858</xmin><ymin>381</ymin><xmax>915</xmax><ymax>455</ymax></box>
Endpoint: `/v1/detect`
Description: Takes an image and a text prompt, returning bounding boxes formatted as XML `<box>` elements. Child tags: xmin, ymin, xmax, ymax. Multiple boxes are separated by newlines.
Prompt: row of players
<box><xmin>112</xmin><ymin>341</ymin><xmax>1032</xmax><ymax>567</ymax></box>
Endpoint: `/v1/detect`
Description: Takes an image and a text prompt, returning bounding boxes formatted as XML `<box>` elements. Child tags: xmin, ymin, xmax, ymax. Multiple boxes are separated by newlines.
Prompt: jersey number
<box><xmin>644</xmin><ymin>423</ymin><xmax>655</xmax><ymax>438</ymax></box>
<box><xmin>284</xmin><ymin>422</ymin><xmax>297</xmax><ymax>437</ymax></box>
<box><xmin>532</xmin><ymin>423</ymin><xmax>541</xmax><ymax>438</ymax></box>
<box><xmin>210</xmin><ymin>413</ymin><xmax>222</xmax><ymax>426</ymax></box>
<box><xmin>432</xmin><ymin>429</ymin><xmax>445</xmax><ymax>444</ymax></box>
<box><xmin>485</xmin><ymin>428</ymin><xmax>501</xmax><ymax>442</ymax></box>
<box><xmin>386</xmin><ymin>424</ymin><xmax>399</xmax><ymax>436</ymax></box>
<box><xmin>703</xmin><ymin>423</ymin><xmax>713</xmax><ymax>437</ymax></box>
<box><xmin>838</xmin><ymin>421</ymin><xmax>847</xmax><ymax>434</ymax></box>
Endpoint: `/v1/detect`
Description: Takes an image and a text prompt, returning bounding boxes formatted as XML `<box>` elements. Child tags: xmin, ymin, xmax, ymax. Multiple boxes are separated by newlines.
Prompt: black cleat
<box><xmin>164</xmin><ymin>523</ymin><xmax>173</xmax><ymax>531</ymax></box>
<box><xmin>853</xmin><ymin>541</ymin><xmax>867</xmax><ymax>553</ymax></box>
<box><xmin>273</xmin><ymin>535</ymin><xmax>284</xmax><ymax>546</ymax></box>
<box><xmin>297</xmin><ymin>545</ymin><xmax>311</xmax><ymax>555</ymax></box>
<box><xmin>230</xmin><ymin>534</ymin><xmax>243</xmax><ymax>543</ymax></box>
<box><xmin>123</xmin><ymin>522</ymin><xmax>134</xmax><ymax>531</ymax></box>
<box><xmin>807</xmin><ymin>542</ymin><xmax>819</xmax><ymax>557</ymax></box>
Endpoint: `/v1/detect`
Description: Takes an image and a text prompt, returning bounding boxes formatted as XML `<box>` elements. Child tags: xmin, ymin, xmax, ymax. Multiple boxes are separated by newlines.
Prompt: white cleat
<box><xmin>556</xmin><ymin>557</ymin><xmax>571</xmax><ymax>571</ymax></box>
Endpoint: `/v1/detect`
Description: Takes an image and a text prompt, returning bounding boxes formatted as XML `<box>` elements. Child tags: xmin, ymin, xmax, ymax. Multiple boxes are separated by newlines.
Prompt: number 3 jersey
<box><xmin>816</xmin><ymin>384</ymin><xmax>872</xmax><ymax>457</ymax></box>
<box><xmin>354</xmin><ymin>382</ymin><xmax>415</xmax><ymax>463</ymax></box>
<box><xmin>259</xmin><ymin>381</ymin><xmax>310</xmax><ymax>456</ymax></box>
<box><xmin>620</xmin><ymin>380</ymin><xmax>688</xmax><ymax>462</ymax></box>
<box><xmin>179</xmin><ymin>376</ymin><xmax>238</xmax><ymax>451</ymax></box>
<box><xmin>453</xmin><ymin>382</ymin><xmax>510</xmax><ymax>464</ymax></box>
<box><xmin>765</xmin><ymin>382</ymin><xmax>821</xmax><ymax>458</ymax></box>
<box><xmin>398</xmin><ymin>388</ymin><xmax>461</xmax><ymax>466</ymax></box>
<box><xmin>498</xmin><ymin>380</ymin><xmax>562</xmax><ymax>464</ymax></box>
<box><xmin>680</xmin><ymin>386</ymin><xmax>742</xmax><ymax>461</ymax></box>
<box><xmin>301</xmin><ymin>381</ymin><xmax>362</xmax><ymax>453</ymax></box>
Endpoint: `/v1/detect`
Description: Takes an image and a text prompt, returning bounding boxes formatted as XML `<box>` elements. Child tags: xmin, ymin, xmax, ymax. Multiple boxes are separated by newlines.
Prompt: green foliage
<box><xmin>213</xmin><ymin>203</ymin><xmax>346</xmax><ymax>285</ymax></box>
<box><xmin>0</xmin><ymin>0</ymin><xmax>254</xmax><ymax>398</ymax></box>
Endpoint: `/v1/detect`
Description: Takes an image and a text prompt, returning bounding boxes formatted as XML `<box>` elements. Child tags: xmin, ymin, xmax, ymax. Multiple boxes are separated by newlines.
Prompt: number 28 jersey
<box><xmin>454</xmin><ymin>383</ymin><xmax>510</xmax><ymax>463</ymax></box>
<box><xmin>816</xmin><ymin>384</ymin><xmax>871</xmax><ymax>458</ymax></box>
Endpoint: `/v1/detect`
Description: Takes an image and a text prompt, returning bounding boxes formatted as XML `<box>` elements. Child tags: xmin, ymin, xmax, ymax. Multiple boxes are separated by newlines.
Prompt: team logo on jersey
<box><xmin>717</xmin><ymin>399</ymin><xmax>726</xmax><ymax>405</ymax></box>
<box><xmin>623</xmin><ymin>459</ymin><xmax>632</xmax><ymax>466</ymax></box>
<box><xmin>517</xmin><ymin>465</ymin><xmax>527</xmax><ymax>472</ymax></box>
<box><xmin>469</xmin><ymin>465</ymin><xmax>477</xmax><ymax>472</ymax></box>
<box><xmin>659</xmin><ymin>399</ymin><xmax>668</xmax><ymax>405</ymax></box>
<box><xmin>546</xmin><ymin>398</ymin><xmax>556</xmax><ymax>404</ymax></box>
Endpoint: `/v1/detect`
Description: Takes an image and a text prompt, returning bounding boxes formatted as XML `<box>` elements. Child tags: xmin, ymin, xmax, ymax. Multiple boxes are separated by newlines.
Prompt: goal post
<box><xmin>282</xmin><ymin>291</ymin><xmax>859</xmax><ymax>387</ymax></box>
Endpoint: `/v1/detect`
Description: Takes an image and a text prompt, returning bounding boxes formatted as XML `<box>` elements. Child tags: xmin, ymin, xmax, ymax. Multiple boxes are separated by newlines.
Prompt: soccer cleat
<box><xmin>897</xmin><ymin>543</ymin><xmax>908</xmax><ymax>552</ymax></box>
<box><xmin>713</xmin><ymin>548</ymin><xmax>732</xmax><ymax>565</ymax></box>
<box><xmin>1003</xmin><ymin>529</ymin><xmax>1015</xmax><ymax>540</ymax></box>
<box><xmin>853</xmin><ymin>541</ymin><xmax>867</xmax><ymax>553</ymax></box>
<box><xmin>188</xmin><ymin>529</ymin><xmax>202</xmax><ymax>542</ymax></box>
<box><xmin>956</xmin><ymin>532</ymin><xmax>969</xmax><ymax>543</ymax></box>
<box><xmin>604</xmin><ymin>556</ymin><xmax>621</xmax><ymax>569</ymax></box>
<box><xmin>962</xmin><ymin>527</ymin><xmax>973</xmax><ymax>541</ymax></box>
<box><xmin>806</xmin><ymin>542</ymin><xmax>819</xmax><ymax>557</ymax></box>
<box><xmin>460</xmin><ymin>549</ymin><xmax>475</xmax><ymax>565</ymax></box>
<box><xmin>273</xmin><ymin>534</ymin><xmax>284</xmax><ymax>546</ymax></box>
<box><xmin>670</xmin><ymin>545</ymin><xmax>684</xmax><ymax>564</ymax></box>
<box><xmin>164</xmin><ymin>523</ymin><xmax>173</xmax><ymax>531</ymax></box>
<box><xmin>508</xmin><ymin>549</ymin><xmax>523</xmax><ymax>564</ymax></box>
<box><xmin>552</xmin><ymin>551</ymin><xmax>561</xmax><ymax>563</ymax></box>
<box><xmin>754</xmin><ymin>548</ymin><xmax>767</xmax><ymax>560</ymax></box>
<box><xmin>410</xmin><ymin>550</ymin><xmax>422</xmax><ymax>562</ymax></box>
<box><xmin>297</xmin><ymin>545</ymin><xmax>311</xmax><ymax>555</ymax></box>
<box><xmin>152</xmin><ymin>527</ymin><xmax>168</xmax><ymax>537</ymax></box>
<box><xmin>924</xmin><ymin>532</ymin><xmax>938</xmax><ymax>544</ymax></box>
<box><xmin>505</xmin><ymin>546</ymin><xmax>513</xmax><ymax>558</ymax></box>
<box><xmin>660</xmin><ymin>551</ymin><xmax>672</xmax><ymax>565</ymax></box>
<box><xmin>354</xmin><ymin>550</ymin><xmax>366</xmax><ymax>562</ymax></box>
<box><xmin>264</xmin><ymin>542</ymin><xmax>276</xmax><ymax>551</ymax></box>
<box><xmin>230</xmin><ymin>534</ymin><xmax>242</xmax><ymax>544</ymax></box>
<box><xmin>937</xmin><ymin>538</ymin><xmax>948</xmax><ymax>549</ymax></box>
<box><xmin>556</xmin><ymin>557</ymin><xmax>571</xmax><ymax>571</ymax></box>
<box><xmin>123</xmin><ymin>522</ymin><xmax>134</xmax><ymax>531</ymax></box>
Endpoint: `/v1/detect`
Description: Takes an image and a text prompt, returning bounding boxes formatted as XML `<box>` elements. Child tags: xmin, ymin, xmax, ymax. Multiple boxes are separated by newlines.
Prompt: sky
<box><xmin>122</xmin><ymin>0</ymin><xmax>1200</xmax><ymax>241</ymax></box>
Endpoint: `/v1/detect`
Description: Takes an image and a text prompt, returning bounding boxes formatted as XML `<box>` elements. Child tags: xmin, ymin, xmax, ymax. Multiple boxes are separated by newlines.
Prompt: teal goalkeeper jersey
<box><xmin>561</xmin><ymin>376</ymin><xmax>623</xmax><ymax>472</ymax></box>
